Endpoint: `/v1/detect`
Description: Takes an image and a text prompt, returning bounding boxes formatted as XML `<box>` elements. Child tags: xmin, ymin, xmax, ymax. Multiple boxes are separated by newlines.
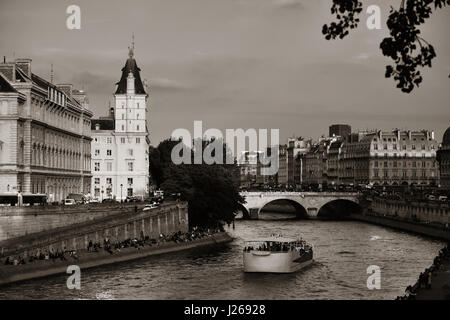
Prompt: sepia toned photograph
<box><xmin>0</xmin><ymin>0</ymin><xmax>449</xmax><ymax>308</ymax></box>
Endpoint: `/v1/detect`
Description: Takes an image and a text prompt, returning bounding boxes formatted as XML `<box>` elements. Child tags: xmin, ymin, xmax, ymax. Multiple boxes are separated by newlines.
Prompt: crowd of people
<box><xmin>396</xmin><ymin>243</ymin><xmax>450</xmax><ymax>300</ymax></box>
<box><xmin>2</xmin><ymin>226</ymin><xmax>224</xmax><ymax>266</ymax></box>
<box><xmin>3</xmin><ymin>248</ymin><xmax>79</xmax><ymax>266</ymax></box>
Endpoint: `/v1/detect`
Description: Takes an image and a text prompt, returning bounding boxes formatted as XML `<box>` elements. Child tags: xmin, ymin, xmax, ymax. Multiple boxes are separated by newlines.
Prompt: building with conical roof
<box><xmin>90</xmin><ymin>45</ymin><xmax>150</xmax><ymax>201</ymax></box>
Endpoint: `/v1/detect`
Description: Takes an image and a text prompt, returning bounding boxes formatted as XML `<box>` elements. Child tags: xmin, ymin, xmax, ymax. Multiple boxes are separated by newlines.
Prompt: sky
<box><xmin>0</xmin><ymin>0</ymin><xmax>449</xmax><ymax>146</ymax></box>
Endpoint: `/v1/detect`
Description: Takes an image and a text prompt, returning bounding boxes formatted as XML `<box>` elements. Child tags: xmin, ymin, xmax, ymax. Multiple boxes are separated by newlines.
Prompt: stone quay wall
<box><xmin>371</xmin><ymin>197</ymin><xmax>450</xmax><ymax>225</ymax></box>
<box><xmin>0</xmin><ymin>202</ymin><xmax>189</xmax><ymax>257</ymax></box>
<box><xmin>0</xmin><ymin>202</ymin><xmax>151</xmax><ymax>242</ymax></box>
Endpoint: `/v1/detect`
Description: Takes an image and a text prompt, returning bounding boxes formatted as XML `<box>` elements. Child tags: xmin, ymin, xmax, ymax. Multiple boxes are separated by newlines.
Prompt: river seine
<box><xmin>0</xmin><ymin>216</ymin><xmax>444</xmax><ymax>300</ymax></box>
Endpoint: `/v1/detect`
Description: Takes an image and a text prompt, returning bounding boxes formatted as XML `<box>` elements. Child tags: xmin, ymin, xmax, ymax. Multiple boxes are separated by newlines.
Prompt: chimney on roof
<box><xmin>15</xmin><ymin>58</ymin><xmax>32</xmax><ymax>78</ymax></box>
<box><xmin>56</xmin><ymin>84</ymin><xmax>73</xmax><ymax>99</ymax></box>
<box><xmin>0</xmin><ymin>59</ymin><xmax>16</xmax><ymax>82</ymax></box>
<box><xmin>72</xmin><ymin>89</ymin><xmax>89</xmax><ymax>109</ymax></box>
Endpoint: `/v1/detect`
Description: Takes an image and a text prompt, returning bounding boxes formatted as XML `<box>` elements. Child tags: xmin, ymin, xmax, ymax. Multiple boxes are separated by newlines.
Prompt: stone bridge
<box><xmin>239</xmin><ymin>191</ymin><xmax>362</xmax><ymax>219</ymax></box>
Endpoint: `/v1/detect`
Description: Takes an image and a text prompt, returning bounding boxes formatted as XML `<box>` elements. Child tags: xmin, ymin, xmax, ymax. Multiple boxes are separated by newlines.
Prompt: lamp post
<box><xmin>120</xmin><ymin>184</ymin><xmax>123</xmax><ymax>203</ymax></box>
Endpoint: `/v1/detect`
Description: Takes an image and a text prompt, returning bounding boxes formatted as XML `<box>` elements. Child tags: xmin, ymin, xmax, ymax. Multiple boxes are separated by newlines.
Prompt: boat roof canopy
<box><xmin>245</xmin><ymin>237</ymin><xmax>300</xmax><ymax>243</ymax></box>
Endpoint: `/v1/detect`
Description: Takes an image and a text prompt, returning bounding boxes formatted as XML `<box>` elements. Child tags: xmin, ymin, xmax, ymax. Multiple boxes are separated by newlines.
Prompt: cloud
<box><xmin>149</xmin><ymin>78</ymin><xmax>187</xmax><ymax>92</ymax></box>
<box><xmin>272</xmin><ymin>0</ymin><xmax>305</xmax><ymax>9</ymax></box>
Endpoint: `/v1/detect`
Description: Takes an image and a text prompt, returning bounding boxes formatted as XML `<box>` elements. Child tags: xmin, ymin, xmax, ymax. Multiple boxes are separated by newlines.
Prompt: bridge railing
<box><xmin>240</xmin><ymin>191</ymin><xmax>361</xmax><ymax>197</ymax></box>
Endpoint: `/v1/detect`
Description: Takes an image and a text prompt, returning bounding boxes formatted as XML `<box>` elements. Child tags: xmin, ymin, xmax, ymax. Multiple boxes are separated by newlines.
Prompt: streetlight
<box><xmin>120</xmin><ymin>184</ymin><xmax>123</xmax><ymax>203</ymax></box>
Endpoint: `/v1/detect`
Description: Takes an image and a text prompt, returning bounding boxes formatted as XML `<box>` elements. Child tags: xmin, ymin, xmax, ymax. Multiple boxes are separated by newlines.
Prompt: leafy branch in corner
<box><xmin>322</xmin><ymin>0</ymin><xmax>450</xmax><ymax>93</ymax></box>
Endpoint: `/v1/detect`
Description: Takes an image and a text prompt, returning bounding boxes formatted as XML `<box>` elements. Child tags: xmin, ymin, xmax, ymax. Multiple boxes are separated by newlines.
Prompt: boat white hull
<box><xmin>243</xmin><ymin>251</ymin><xmax>313</xmax><ymax>273</ymax></box>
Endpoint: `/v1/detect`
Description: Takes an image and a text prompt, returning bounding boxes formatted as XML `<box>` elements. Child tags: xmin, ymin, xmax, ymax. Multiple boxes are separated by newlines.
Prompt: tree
<box><xmin>149</xmin><ymin>139</ymin><xmax>244</xmax><ymax>228</ymax></box>
<box><xmin>322</xmin><ymin>0</ymin><xmax>450</xmax><ymax>93</ymax></box>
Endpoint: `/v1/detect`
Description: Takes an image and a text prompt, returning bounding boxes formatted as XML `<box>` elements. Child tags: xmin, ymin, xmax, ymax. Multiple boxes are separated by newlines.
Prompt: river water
<box><xmin>0</xmin><ymin>216</ymin><xmax>444</xmax><ymax>300</ymax></box>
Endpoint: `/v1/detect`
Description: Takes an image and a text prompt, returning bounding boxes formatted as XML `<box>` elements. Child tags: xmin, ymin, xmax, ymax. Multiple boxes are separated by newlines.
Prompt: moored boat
<box><xmin>243</xmin><ymin>236</ymin><xmax>313</xmax><ymax>273</ymax></box>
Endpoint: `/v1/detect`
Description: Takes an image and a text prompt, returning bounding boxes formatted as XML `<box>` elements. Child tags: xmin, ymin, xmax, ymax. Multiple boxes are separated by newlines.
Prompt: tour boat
<box><xmin>243</xmin><ymin>236</ymin><xmax>313</xmax><ymax>273</ymax></box>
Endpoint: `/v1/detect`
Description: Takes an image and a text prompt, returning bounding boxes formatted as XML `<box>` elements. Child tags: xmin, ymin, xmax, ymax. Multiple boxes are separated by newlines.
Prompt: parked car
<box><xmin>67</xmin><ymin>193</ymin><xmax>86</xmax><ymax>204</ymax></box>
<box><xmin>102</xmin><ymin>198</ymin><xmax>118</xmax><ymax>204</ymax></box>
<box><xmin>89</xmin><ymin>198</ymin><xmax>100</xmax><ymax>203</ymax></box>
<box><xmin>125</xmin><ymin>196</ymin><xmax>142</xmax><ymax>202</ymax></box>
<box><xmin>143</xmin><ymin>204</ymin><xmax>158</xmax><ymax>211</ymax></box>
<box><xmin>64</xmin><ymin>199</ymin><xmax>76</xmax><ymax>205</ymax></box>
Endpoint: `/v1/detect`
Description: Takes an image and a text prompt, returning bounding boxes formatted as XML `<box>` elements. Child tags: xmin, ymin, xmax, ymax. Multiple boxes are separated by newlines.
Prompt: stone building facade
<box><xmin>437</xmin><ymin>127</ymin><xmax>450</xmax><ymax>189</ymax></box>
<box><xmin>339</xmin><ymin>130</ymin><xmax>439</xmax><ymax>186</ymax></box>
<box><xmin>0</xmin><ymin>58</ymin><xmax>93</xmax><ymax>202</ymax></box>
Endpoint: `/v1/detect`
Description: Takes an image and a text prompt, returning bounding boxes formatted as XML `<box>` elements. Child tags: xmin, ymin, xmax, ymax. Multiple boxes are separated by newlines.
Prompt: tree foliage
<box><xmin>149</xmin><ymin>139</ymin><xmax>244</xmax><ymax>228</ymax></box>
<box><xmin>322</xmin><ymin>0</ymin><xmax>450</xmax><ymax>93</ymax></box>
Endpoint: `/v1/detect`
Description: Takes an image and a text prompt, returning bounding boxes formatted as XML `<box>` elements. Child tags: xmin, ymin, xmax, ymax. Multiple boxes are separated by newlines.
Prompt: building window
<box><xmin>106</xmin><ymin>178</ymin><xmax>112</xmax><ymax>185</ymax></box>
<box><xmin>121</xmin><ymin>125</ymin><xmax>125</xmax><ymax>131</ymax></box>
<box><xmin>107</xmin><ymin>162</ymin><xmax>112</xmax><ymax>171</ymax></box>
<box><xmin>94</xmin><ymin>162</ymin><xmax>100</xmax><ymax>171</ymax></box>
<box><xmin>121</xmin><ymin>138</ymin><xmax>125</xmax><ymax>144</ymax></box>
<box><xmin>94</xmin><ymin>149</ymin><xmax>100</xmax><ymax>156</ymax></box>
<box><xmin>94</xmin><ymin>138</ymin><xmax>98</xmax><ymax>143</ymax></box>
<box><xmin>127</xmin><ymin>188</ymin><xmax>133</xmax><ymax>197</ymax></box>
<box><xmin>402</xmin><ymin>145</ymin><xmax>406</xmax><ymax>150</ymax></box>
<box><xmin>137</xmin><ymin>113</ymin><xmax>139</xmax><ymax>119</ymax></box>
<box><xmin>122</xmin><ymin>114</ymin><xmax>125</xmax><ymax>120</ymax></box>
<box><xmin>136</xmin><ymin>125</ymin><xmax>140</xmax><ymax>131</ymax></box>
<box><xmin>128</xmin><ymin>178</ymin><xmax>133</xmax><ymax>185</ymax></box>
<box><xmin>136</xmin><ymin>138</ymin><xmax>140</xmax><ymax>144</ymax></box>
<box><xmin>383</xmin><ymin>144</ymin><xmax>387</xmax><ymax>150</ymax></box>
<box><xmin>94</xmin><ymin>178</ymin><xmax>100</xmax><ymax>184</ymax></box>
<box><xmin>128</xmin><ymin>149</ymin><xmax>133</xmax><ymax>156</ymax></box>
<box><xmin>128</xmin><ymin>162</ymin><xmax>133</xmax><ymax>171</ymax></box>
<box><xmin>106</xmin><ymin>137</ymin><xmax>112</xmax><ymax>144</ymax></box>
<box><xmin>107</xmin><ymin>149</ymin><xmax>112</xmax><ymax>156</ymax></box>
<box><xmin>412</xmin><ymin>144</ymin><xmax>416</xmax><ymax>150</ymax></box>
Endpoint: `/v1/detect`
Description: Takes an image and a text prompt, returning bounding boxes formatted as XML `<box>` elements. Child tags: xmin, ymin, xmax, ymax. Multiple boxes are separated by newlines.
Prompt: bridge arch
<box><xmin>236</xmin><ymin>203</ymin><xmax>250</xmax><ymax>219</ymax></box>
<box><xmin>316</xmin><ymin>199</ymin><xmax>362</xmax><ymax>219</ymax></box>
<box><xmin>258</xmin><ymin>198</ymin><xmax>308</xmax><ymax>219</ymax></box>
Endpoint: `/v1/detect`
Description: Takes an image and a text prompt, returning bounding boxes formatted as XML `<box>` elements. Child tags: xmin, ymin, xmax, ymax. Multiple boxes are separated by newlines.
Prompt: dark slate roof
<box><xmin>443</xmin><ymin>127</ymin><xmax>450</xmax><ymax>146</ymax></box>
<box><xmin>115</xmin><ymin>53</ymin><xmax>146</xmax><ymax>95</ymax></box>
<box><xmin>91</xmin><ymin>118</ymin><xmax>115</xmax><ymax>131</ymax></box>
<box><xmin>0</xmin><ymin>74</ymin><xmax>17</xmax><ymax>92</ymax></box>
